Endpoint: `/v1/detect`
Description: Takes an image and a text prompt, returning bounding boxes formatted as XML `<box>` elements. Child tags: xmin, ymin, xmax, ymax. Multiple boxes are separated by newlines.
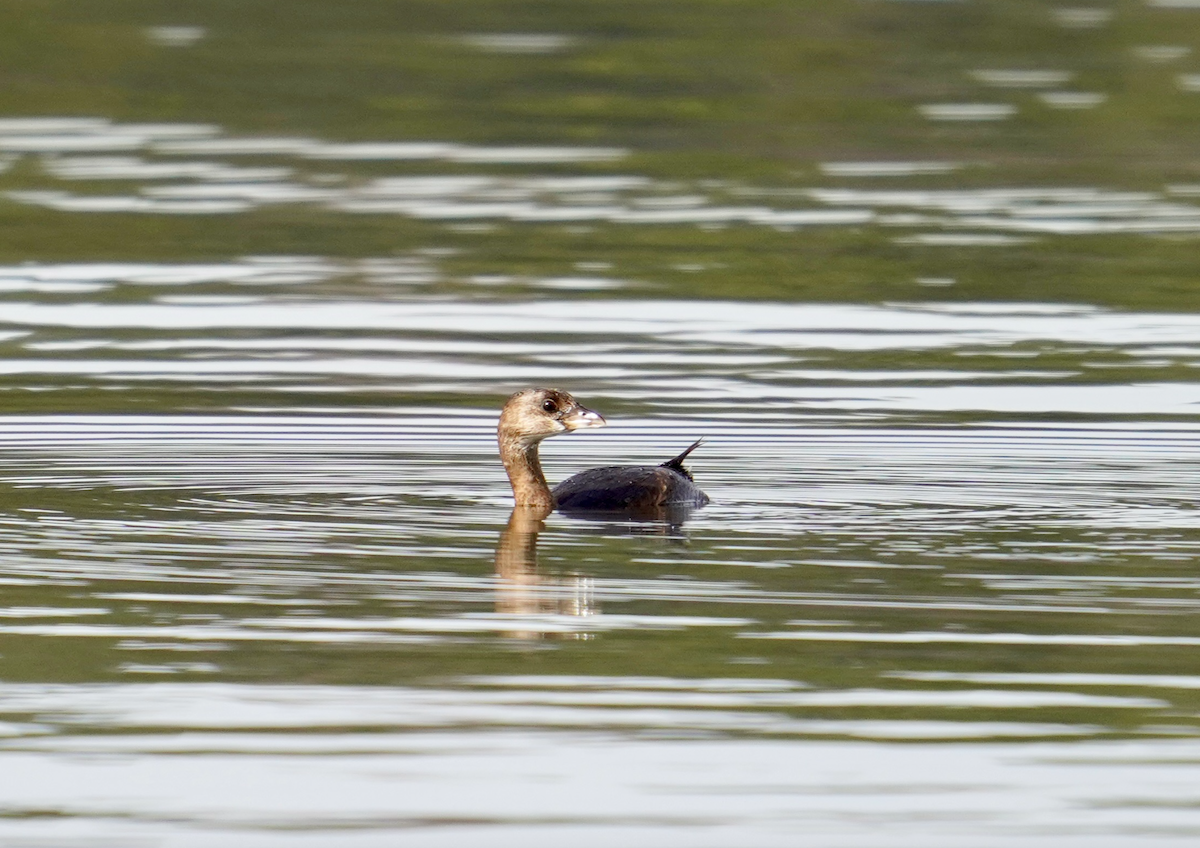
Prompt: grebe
<box><xmin>498</xmin><ymin>387</ymin><xmax>710</xmax><ymax>512</ymax></box>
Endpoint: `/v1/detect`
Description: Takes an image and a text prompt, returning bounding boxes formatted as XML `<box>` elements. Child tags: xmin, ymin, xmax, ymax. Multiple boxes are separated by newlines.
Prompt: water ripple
<box><xmin>6</xmin><ymin>117</ymin><xmax>1200</xmax><ymax>235</ymax></box>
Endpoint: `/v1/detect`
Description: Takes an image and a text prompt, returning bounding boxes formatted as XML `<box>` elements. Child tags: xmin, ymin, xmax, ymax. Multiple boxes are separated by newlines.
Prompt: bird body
<box><xmin>552</xmin><ymin>440</ymin><xmax>708</xmax><ymax>511</ymax></box>
<box><xmin>497</xmin><ymin>388</ymin><xmax>709</xmax><ymax>513</ymax></box>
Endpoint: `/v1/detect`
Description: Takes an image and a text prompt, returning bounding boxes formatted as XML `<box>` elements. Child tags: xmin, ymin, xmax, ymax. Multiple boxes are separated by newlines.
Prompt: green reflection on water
<box><xmin>0</xmin><ymin>1</ymin><xmax>1199</xmax><ymax>309</ymax></box>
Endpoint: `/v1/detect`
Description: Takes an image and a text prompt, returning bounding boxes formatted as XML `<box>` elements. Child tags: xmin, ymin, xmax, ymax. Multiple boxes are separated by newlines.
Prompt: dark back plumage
<box><xmin>552</xmin><ymin>439</ymin><xmax>709</xmax><ymax>512</ymax></box>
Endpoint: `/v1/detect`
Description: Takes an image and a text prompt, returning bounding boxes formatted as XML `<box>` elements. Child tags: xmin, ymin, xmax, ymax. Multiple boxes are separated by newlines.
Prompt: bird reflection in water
<box><xmin>494</xmin><ymin>503</ymin><xmax>593</xmax><ymax>639</ymax></box>
<box><xmin>493</xmin><ymin>502</ymin><xmax>702</xmax><ymax>639</ymax></box>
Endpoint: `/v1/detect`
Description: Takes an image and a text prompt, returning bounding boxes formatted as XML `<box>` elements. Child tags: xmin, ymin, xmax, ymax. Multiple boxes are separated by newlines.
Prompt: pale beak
<box><xmin>561</xmin><ymin>405</ymin><xmax>606</xmax><ymax>431</ymax></box>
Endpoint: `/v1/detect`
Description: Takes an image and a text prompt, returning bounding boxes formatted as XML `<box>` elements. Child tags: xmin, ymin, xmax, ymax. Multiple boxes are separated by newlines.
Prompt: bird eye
<box><xmin>542</xmin><ymin>399</ymin><xmax>558</xmax><ymax>413</ymax></box>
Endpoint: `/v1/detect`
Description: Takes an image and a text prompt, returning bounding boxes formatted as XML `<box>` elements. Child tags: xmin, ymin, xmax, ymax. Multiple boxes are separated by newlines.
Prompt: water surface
<box><xmin>4</xmin><ymin>1</ymin><xmax>1200</xmax><ymax>844</ymax></box>
<box><xmin>3</xmin><ymin>281</ymin><xmax>1200</xmax><ymax>844</ymax></box>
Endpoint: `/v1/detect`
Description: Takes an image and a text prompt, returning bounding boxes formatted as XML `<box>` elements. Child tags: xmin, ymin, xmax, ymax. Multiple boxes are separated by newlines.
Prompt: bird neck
<box><xmin>499</xmin><ymin>430</ymin><xmax>554</xmax><ymax>509</ymax></box>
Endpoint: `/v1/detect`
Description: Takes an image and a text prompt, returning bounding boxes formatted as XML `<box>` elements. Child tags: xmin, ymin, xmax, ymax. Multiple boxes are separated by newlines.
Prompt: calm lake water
<box><xmin>4</xmin><ymin>1</ymin><xmax>1200</xmax><ymax>845</ymax></box>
